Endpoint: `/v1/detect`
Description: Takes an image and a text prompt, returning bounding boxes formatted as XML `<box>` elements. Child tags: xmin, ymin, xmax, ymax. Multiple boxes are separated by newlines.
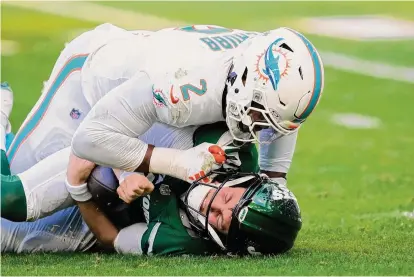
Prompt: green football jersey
<box><xmin>130</xmin><ymin>122</ymin><xmax>259</xmax><ymax>255</ymax></box>
<box><xmin>136</xmin><ymin>174</ymin><xmax>219</xmax><ymax>255</ymax></box>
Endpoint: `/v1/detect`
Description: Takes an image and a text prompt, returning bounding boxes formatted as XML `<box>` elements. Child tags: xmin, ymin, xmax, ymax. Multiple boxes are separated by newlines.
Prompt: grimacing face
<box><xmin>199</xmin><ymin>187</ymin><xmax>246</xmax><ymax>234</ymax></box>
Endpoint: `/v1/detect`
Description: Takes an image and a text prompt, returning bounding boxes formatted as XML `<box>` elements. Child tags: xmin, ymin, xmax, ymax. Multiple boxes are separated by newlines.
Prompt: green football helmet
<box><xmin>183</xmin><ymin>171</ymin><xmax>302</xmax><ymax>255</ymax></box>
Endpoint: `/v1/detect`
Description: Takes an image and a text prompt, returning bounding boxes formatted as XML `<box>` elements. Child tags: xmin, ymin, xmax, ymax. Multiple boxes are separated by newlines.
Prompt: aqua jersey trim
<box><xmin>7</xmin><ymin>54</ymin><xmax>88</xmax><ymax>162</ymax></box>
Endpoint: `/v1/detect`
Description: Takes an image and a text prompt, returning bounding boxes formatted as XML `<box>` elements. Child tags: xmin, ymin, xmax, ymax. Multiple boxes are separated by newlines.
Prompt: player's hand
<box><xmin>180</xmin><ymin>143</ymin><xmax>226</xmax><ymax>183</ymax></box>
<box><xmin>117</xmin><ymin>173</ymin><xmax>154</xmax><ymax>204</ymax></box>
<box><xmin>66</xmin><ymin>152</ymin><xmax>96</xmax><ymax>202</ymax></box>
<box><xmin>67</xmin><ymin>153</ymin><xmax>96</xmax><ymax>186</ymax></box>
<box><xmin>149</xmin><ymin>143</ymin><xmax>227</xmax><ymax>184</ymax></box>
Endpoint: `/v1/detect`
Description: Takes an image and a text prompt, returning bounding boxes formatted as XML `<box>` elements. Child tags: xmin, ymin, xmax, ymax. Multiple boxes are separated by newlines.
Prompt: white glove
<box><xmin>149</xmin><ymin>142</ymin><xmax>226</xmax><ymax>183</ymax></box>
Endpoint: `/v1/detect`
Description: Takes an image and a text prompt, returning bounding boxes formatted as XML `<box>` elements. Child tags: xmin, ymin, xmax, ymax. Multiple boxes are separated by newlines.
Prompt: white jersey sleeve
<box><xmin>71</xmin><ymin>71</ymin><xmax>157</xmax><ymax>172</ymax></box>
<box><xmin>116</xmin><ymin>123</ymin><xmax>197</xmax><ymax>182</ymax></box>
<box><xmin>259</xmin><ymin>129</ymin><xmax>298</xmax><ymax>173</ymax></box>
<box><xmin>114</xmin><ymin>223</ymin><xmax>147</xmax><ymax>255</ymax></box>
<box><xmin>138</xmin><ymin>123</ymin><xmax>196</xmax><ymax>150</ymax></box>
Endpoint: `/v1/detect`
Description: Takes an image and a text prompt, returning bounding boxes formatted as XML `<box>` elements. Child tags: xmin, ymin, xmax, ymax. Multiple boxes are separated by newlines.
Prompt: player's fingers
<box><xmin>116</xmin><ymin>186</ymin><xmax>124</xmax><ymax>198</ymax></box>
<box><xmin>146</xmin><ymin>185</ymin><xmax>154</xmax><ymax>194</ymax></box>
<box><xmin>117</xmin><ymin>186</ymin><xmax>130</xmax><ymax>204</ymax></box>
<box><xmin>208</xmin><ymin>145</ymin><xmax>225</xmax><ymax>156</ymax></box>
<box><xmin>132</xmin><ymin>187</ymin><xmax>144</xmax><ymax>196</ymax></box>
<box><xmin>143</xmin><ymin>184</ymin><xmax>154</xmax><ymax>195</ymax></box>
<box><xmin>120</xmin><ymin>185</ymin><xmax>137</xmax><ymax>204</ymax></box>
<box><xmin>124</xmin><ymin>195</ymin><xmax>135</xmax><ymax>203</ymax></box>
<box><xmin>133</xmin><ymin>179</ymin><xmax>154</xmax><ymax>196</ymax></box>
<box><xmin>125</xmin><ymin>194</ymin><xmax>136</xmax><ymax>204</ymax></box>
<box><xmin>212</xmin><ymin>153</ymin><xmax>226</xmax><ymax>164</ymax></box>
<box><xmin>122</xmin><ymin>179</ymin><xmax>141</xmax><ymax>196</ymax></box>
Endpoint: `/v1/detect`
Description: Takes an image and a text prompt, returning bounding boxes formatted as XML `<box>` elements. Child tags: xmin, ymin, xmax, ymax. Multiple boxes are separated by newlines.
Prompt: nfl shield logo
<box><xmin>70</xmin><ymin>108</ymin><xmax>81</xmax><ymax>119</ymax></box>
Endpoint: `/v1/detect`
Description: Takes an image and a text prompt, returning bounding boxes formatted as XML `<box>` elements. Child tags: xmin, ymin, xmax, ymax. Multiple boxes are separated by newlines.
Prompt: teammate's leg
<box><xmin>7</xmin><ymin>24</ymin><xmax>135</xmax><ymax>174</ymax></box>
<box><xmin>1</xmin><ymin>81</ymin><xmax>74</xmax><ymax>221</ymax></box>
<box><xmin>5</xmin><ymin>28</ymin><xmax>105</xmax><ymax>174</ymax></box>
<box><xmin>1</xmin><ymin>147</ymin><xmax>73</xmax><ymax>221</ymax></box>
<box><xmin>1</xmin><ymin>173</ymin><xmax>27</xmax><ymax>221</ymax></box>
<box><xmin>6</xmin><ymin>53</ymin><xmax>91</xmax><ymax>174</ymax></box>
<box><xmin>1</xmin><ymin>206</ymin><xmax>96</xmax><ymax>253</ymax></box>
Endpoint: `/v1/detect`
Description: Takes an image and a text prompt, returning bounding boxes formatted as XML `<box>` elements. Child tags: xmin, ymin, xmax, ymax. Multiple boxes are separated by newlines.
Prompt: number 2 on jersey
<box><xmin>180</xmin><ymin>79</ymin><xmax>207</xmax><ymax>101</ymax></box>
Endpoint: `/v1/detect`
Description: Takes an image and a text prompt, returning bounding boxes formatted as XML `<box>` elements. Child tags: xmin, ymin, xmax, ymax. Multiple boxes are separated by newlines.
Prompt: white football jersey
<box><xmin>81</xmin><ymin>25</ymin><xmax>260</xmax><ymax>124</ymax></box>
<box><xmin>147</xmin><ymin>25</ymin><xmax>260</xmax><ymax>126</ymax></box>
<box><xmin>73</xmin><ymin>25</ymin><xmax>263</xmax><ymax>172</ymax></box>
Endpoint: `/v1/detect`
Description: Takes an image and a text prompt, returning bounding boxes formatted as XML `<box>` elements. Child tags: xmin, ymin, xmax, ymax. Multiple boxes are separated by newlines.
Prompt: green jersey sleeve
<box><xmin>141</xmin><ymin>220</ymin><xmax>217</xmax><ymax>256</ymax></box>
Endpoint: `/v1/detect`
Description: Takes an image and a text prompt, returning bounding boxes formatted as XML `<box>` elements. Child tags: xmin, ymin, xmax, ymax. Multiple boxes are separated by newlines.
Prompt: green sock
<box><xmin>1</xmin><ymin>150</ymin><xmax>11</xmax><ymax>176</ymax></box>
<box><xmin>1</xmin><ymin>174</ymin><xmax>27</xmax><ymax>221</ymax></box>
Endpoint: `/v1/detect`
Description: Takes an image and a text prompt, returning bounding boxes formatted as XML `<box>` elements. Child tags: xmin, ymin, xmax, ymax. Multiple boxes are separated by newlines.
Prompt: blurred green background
<box><xmin>1</xmin><ymin>1</ymin><xmax>413</xmax><ymax>275</ymax></box>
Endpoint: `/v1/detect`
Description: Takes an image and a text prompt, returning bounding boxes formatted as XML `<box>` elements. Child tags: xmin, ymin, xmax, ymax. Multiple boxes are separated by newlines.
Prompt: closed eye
<box><xmin>225</xmin><ymin>194</ymin><xmax>231</xmax><ymax>204</ymax></box>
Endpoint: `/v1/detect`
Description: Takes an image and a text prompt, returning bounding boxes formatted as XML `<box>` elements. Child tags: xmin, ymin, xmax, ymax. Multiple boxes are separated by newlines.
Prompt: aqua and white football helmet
<box><xmin>225</xmin><ymin>27</ymin><xmax>325</xmax><ymax>143</ymax></box>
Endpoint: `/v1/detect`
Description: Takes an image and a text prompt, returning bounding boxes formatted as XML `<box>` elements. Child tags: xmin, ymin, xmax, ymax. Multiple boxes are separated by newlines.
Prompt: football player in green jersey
<box><xmin>76</xmin><ymin>124</ymin><xmax>302</xmax><ymax>256</ymax></box>
<box><xmin>2</xmin><ymin>122</ymin><xmax>301</xmax><ymax>256</ymax></box>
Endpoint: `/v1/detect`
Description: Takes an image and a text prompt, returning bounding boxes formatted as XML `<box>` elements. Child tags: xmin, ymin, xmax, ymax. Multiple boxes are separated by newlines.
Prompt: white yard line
<box><xmin>357</xmin><ymin>210</ymin><xmax>414</xmax><ymax>220</ymax></box>
<box><xmin>331</xmin><ymin>113</ymin><xmax>382</xmax><ymax>129</ymax></box>
<box><xmin>4</xmin><ymin>1</ymin><xmax>414</xmax><ymax>84</ymax></box>
<box><xmin>321</xmin><ymin>51</ymin><xmax>414</xmax><ymax>84</ymax></box>
<box><xmin>3</xmin><ymin>1</ymin><xmax>185</xmax><ymax>30</ymax></box>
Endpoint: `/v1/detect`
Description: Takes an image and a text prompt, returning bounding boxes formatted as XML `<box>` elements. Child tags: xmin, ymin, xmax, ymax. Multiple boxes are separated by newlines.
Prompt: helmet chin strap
<box><xmin>197</xmin><ymin>214</ymin><xmax>226</xmax><ymax>250</ymax></box>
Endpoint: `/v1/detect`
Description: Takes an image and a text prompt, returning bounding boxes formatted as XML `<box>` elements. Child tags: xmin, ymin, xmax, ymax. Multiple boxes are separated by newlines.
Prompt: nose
<box><xmin>249</xmin><ymin>110</ymin><xmax>265</xmax><ymax>122</ymax></box>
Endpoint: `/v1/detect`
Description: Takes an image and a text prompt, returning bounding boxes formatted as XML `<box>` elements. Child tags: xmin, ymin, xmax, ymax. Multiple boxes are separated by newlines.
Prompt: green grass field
<box><xmin>1</xmin><ymin>1</ymin><xmax>414</xmax><ymax>276</ymax></box>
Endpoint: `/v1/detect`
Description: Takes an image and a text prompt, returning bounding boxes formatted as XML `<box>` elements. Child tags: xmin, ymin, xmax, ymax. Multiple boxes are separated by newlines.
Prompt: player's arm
<box><xmin>66</xmin><ymin>154</ymin><xmax>145</xmax><ymax>252</ymax></box>
<box><xmin>259</xmin><ymin>129</ymin><xmax>299</xmax><ymax>185</ymax></box>
<box><xmin>71</xmin><ymin>71</ymin><xmax>225</xmax><ymax>183</ymax></box>
<box><xmin>71</xmin><ymin>71</ymin><xmax>156</xmax><ymax>173</ymax></box>
<box><xmin>76</xmin><ymin>197</ymin><xmax>148</xmax><ymax>254</ymax></box>
<box><xmin>64</xmin><ymin>152</ymin><xmax>118</xmax><ymax>248</ymax></box>
<box><xmin>77</xmin><ymin>200</ymin><xmax>119</xmax><ymax>249</ymax></box>
<box><xmin>75</xmin><ymin>190</ymin><xmax>147</xmax><ymax>254</ymax></box>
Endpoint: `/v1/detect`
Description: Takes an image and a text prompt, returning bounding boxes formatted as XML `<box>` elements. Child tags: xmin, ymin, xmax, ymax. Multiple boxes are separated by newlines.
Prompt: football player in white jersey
<box><xmin>6</xmin><ymin>23</ymin><xmax>257</xmax><ymax>175</ymax></box>
<box><xmin>67</xmin><ymin>24</ymin><xmax>324</xmax><ymax>201</ymax></box>
<box><xmin>1</xmin><ymin>23</ymin><xmax>259</xmax><ymax>222</ymax></box>
<box><xmin>3</xmin><ymin>23</ymin><xmax>323</xmax><ymax>222</ymax></box>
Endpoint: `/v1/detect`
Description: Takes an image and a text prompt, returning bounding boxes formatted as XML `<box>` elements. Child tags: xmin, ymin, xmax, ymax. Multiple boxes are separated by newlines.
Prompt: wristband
<box><xmin>65</xmin><ymin>178</ymin><xmax>93</xmax><ymax>202</ymax></box>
